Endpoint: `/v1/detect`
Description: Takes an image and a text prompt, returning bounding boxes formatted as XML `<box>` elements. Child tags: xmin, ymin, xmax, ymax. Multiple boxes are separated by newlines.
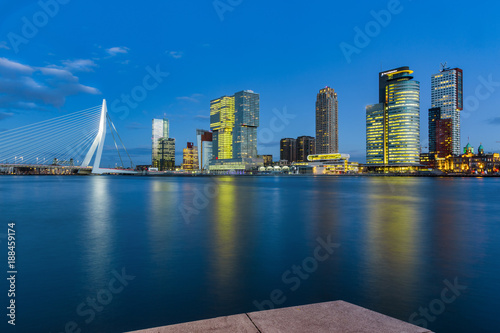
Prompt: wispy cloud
<box><xmin>0</xmin><ymin>57</ymin><xmax>100</xmax><ymax>110</ymax></box>
<box><xmin>194</xmin><ymin>114</ymin><xmax>209</xmax><ymax>120</ymax></box>
<box><xmin>0</xmin><ymin>41</ymin><xmax>10</xmax><ymax>50</ymax></box>
<box><xmin>166</xmin><ymin>51</ymin><xmax>183</xmax><ymax>59</ymax></box>
<box><xmin>488</xmin><ymin>117</ymin><xmax>500</xmax><ymax>125</ymax></box>
<box><xmin>106</xmin><ymin>46</ymin><xmax>130</xmax><ymax>57</ymax></box>
<box><xmin>0</xmin><ymin>111</ymin><xmax>14</xmax><ymax>120</ymax></box>
<box><xmin>177</xmin><ymin>93</ymin><xmax>203</xmax><ymax>103</ymax></box>
<box><xmin>61</xmin><ymin>59</ymin><xmax>97</xmax><ymax>72</ymax></box>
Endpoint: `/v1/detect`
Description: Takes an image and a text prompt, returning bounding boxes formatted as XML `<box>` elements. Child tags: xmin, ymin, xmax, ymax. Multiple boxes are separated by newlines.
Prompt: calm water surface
<box><xmin>1</xmin><ymin>176</ymin><xmax>499</xmax><ymax>333</ymax></box>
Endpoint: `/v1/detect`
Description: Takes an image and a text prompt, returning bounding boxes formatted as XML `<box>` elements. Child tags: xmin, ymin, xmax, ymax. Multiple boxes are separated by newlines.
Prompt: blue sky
<box><xmin>1</xmin><ymin>0</ymin><xmax>500</xmax><ymax>166</ymax></box>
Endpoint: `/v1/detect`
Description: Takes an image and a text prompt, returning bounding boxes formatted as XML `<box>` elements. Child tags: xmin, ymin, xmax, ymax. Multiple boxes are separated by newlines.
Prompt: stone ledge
<box><xmin>128</xmin><ymin>301</ymin><xmax>434</xmax><ymax>333</ymax></box>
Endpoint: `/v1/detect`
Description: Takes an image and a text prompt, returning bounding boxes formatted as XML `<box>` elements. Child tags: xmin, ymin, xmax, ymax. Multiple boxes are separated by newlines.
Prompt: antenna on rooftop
<box><xmin>440</xmin><ymin>62</ymin><xmax>450</xmax><ymax>72</ymax></box>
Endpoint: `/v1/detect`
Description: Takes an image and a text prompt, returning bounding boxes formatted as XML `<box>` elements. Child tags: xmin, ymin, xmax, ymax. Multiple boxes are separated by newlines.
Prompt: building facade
<box><xmin>196</xmin><ymin>129</ymin><xmax>213</xmax><ymax>171</ymax></box>
<box><xmin>182</xmin><ymin>142</ymin><xmax>199</xmax><ymax>170</ymax></box>
<box><xmin>156</xmin><ymin>138</ymin><xmax>175</xmax><ymax>171</ymax></box>
<box><xmin>210</xmin><ymin>96</ymin><xmax>235</xmax><ymax>160</ymax></box>
<box><xmin>152</xmin><ymin>118</ymin><xmax>171</xmax><ymax>169</ymax></box>
<box><xmin>297</xmin><ymin>136</ymin><xmax>316</xmax><ymax>162</ymax></box>
<box><xmin>233</xmin><ymin>90</ymin><xmax>259</xmax><ymax>159</ymax></box>
<box><xmin>280</xmin><ymin>138</ymin><xmax>297</xmax><ymax>163</ymax></box>
<box><xmin>209</xmin><ymin>90</ymin><xmax>261</xmax><ymax>173</ymax></box>
<box><xmin>366</xmin><ymin>67</ymin><xmax>420</xmax><ymax>167</ymax></box>
<box><xmin>316</xmin><ymin>87</ymin><xmax>339</xmax><ymax>154</ymax></box>
<box><xmin>430</xmin><ymin>67</ymin><xmax>463</xmax><ymax>155</ymax></box>
<box><xmin>210</xmin><ymin>90</ymin><xmax>260</xmax><ymax>161</ymax></box>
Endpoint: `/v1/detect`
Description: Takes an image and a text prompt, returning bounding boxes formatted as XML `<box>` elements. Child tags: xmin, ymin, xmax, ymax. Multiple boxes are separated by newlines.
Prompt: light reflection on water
<box><xmin>2</xmin><ymin>175</ymin><xmax>500</xmax><ymax>333</ymax></box>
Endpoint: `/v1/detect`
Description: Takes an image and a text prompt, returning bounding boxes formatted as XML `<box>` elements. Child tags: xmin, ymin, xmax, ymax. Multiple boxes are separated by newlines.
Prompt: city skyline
<box><xmin>1</xmin><ymin>1</ymin><xmax>500</xmax><ymax>167</ymax></box>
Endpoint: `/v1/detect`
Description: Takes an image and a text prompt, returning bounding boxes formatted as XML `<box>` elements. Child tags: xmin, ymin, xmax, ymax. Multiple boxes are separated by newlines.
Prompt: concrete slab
<box><xmin>247</xmin><ymin>301</ymin><xmax>432</xmax><ymax>333</ymax></box>
<box><xmin>128</xmin><ymin>313</ymin><xmax>259</xmax><ymax>333</ymax></box>
<box><xmin>127</xmin><ymin>301</ymin><xmax>434</xmax><ymax>333</ymax></box>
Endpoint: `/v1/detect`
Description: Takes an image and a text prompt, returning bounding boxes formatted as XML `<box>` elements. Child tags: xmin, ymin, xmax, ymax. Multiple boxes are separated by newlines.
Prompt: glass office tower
<box><xmin>430</xmin><ymin>67</ymin><xmax>463</xmax><ymax>155</ymax></box>
<box><xmin>152</xmin><ymin>118</ymin><xmax>169</xmax><ymax>168</ymax></box>
<box><xmin>366</xmin><ymin>67</ymin><xmax>420</xmax><ymax>165</ymax></box>
<box><xmin>210</xmin><ymin>96</ymin><xmax>235</xmax><ymax>160</ymax></box>
<box><xmin>233</xmin><ymin>90</ymin><xmax>259</xmax><ymax>159</ymax></box>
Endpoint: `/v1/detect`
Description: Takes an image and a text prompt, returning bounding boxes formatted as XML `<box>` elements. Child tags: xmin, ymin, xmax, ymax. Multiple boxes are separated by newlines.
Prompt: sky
<box><xmin>1</xmin><ymin>0</ymin><xmax>500</xmax><ymax>166</ymax></box>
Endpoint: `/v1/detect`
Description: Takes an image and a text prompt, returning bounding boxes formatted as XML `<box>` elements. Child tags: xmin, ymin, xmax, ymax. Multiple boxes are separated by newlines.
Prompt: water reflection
<box><xmin>83</xmin><ymin>177</ymin><xmax>114</xmax><ymax>286</ymax></box>
<box><xmin>362</xmin><ymin>178</ymin><xmax>423</xmax><ymax>313</ymax></box>
<box><xmin>211</xmin><ymin>177</ymin><xmax>237</xmax><ymax>299</ymax></box>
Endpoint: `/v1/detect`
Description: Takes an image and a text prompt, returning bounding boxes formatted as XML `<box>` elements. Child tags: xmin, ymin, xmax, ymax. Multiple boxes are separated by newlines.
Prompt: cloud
<box><xmin>177</xmin><ymin>93</ymin><xmax>203</xmax><ymax>103</ymax></box>
<box><xmin>0</xmin><ymin>57</ymin><xmax>100</xmax><ymax>110</ymax></box>
<box><xmin>0</xmin><ymin>41</ymin><xmax>10</xmax><ymax>50</ymax></box>
<box><xmin>0</xmin><ymin>111</ymin><xmax>13</xmax><ymax>120</ymax></box>
<box><xmin>488</xmin><ymin>117</ymin><xmax>500</xmax><ymax>125</ymax></box>
<box><xmin>106</xmin><ymin>46</ymin><xmax>130</xmax><ymax>57</ymax></box>
<box><xmin>194</xmin><ymin>115</ymin><xmax>209</xmax><ymax>120</ymax></box>
<box><xmin>166</xmin><ymin>51</ymin><xmax>183</xmax><ymax>59</ymax></box>
<box><xmin>61</xmin><ymin>59</ymin><xmax>97</xmax><ymax>72</ymax></box>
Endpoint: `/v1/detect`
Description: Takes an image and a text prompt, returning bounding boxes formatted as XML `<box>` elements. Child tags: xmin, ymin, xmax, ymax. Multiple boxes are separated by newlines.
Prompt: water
<box><xmin>1</xmin><ymin>175</ymin><xmax>499</xmax><ymax>333</ymax></box>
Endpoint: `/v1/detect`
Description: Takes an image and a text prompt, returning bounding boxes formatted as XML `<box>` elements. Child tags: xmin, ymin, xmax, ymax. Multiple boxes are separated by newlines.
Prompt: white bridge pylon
<box><xmin>81</xmin><ymin>100</ymin><xmax>136</xmax><ymax>175</ymax></box>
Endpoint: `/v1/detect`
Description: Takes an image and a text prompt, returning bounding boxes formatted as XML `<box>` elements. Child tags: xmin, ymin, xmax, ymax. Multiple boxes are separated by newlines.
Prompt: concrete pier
<box><xmin>128</xmin><ymin>301</ymin><xmax>433</xmax><ymax>333</ymax></box>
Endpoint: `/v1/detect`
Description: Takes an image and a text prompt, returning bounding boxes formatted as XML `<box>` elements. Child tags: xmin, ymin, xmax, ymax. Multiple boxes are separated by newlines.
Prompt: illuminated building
<box><xmin>429</xmin><ymin>143</ymin><xmax>500</xmax><ymax>174</ymax></box>
<box><xmin>152</xmin><ymin>118</ymin><xmax>169</xmax><ymax>168</ymax></box>
<box><xmin>297</xmin><ymin>136</ymin><xmax>316</xmax><ymax>162</ymax></box>
<box><xmin>296</xmin><ymin>154</ymin><xmax>359</xmax><ymax>174</ymax></box>
<box><xmin>156</xmin><ymin>138</ymin><xmax>175</xmax><ymax>171</ymax></box>
<box><xmin>233</xmin><ymin>90</ymin><xmax>259</xmax><ymax>159</ymax></box>
<box><xmin>209</xmin><ymin>91</ymin><xmax>262</xmax><ymax>173</ymax></box>
<box><xmin>210</xmin><ymin>96</ymin><xmax>235</xmax><ymax>160</ymax></box>
<box><xmin>196</xmin><ymin>129</ymin><xmax>213</xmax><ymax>171</ymax></box>
<box><xmin>210</xmin><ymin>90</ymin><xmax>259</xmax><ymax>160</ymax></box>
<box><xmin>430</xmin><ymin>67</ymin><xmax>463</xmax><ymax>155</ymax></box>
<box><xmin>182</xmin><ymin>142</ymin><xmax>199</xmax><ymax>170</ymax></box>
<box><xmin>366</xmin><ymin>66</ymin><xmax>421</xmax><ymax>170</ymax></box>
<box><xmin>316</xmin><ymin>87</ymin><xmax>339</xmax><ymax>154</ymax></box>
<box><xmin>258</xmin><ymin>155</ymin><xmax>273</xmax><ymax>166</ymax></box>
<box><xmin>280</xmin><ymin>138</ymin><xmax>297</xmax><ymax>163</ymax></box>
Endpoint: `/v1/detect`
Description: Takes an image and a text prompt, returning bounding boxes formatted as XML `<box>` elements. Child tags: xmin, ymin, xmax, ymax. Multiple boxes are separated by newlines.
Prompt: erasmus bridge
<box><xmin>0</xmin><ymin>100</ymin><xmax>136</xmax><ymax>175</ymax></box>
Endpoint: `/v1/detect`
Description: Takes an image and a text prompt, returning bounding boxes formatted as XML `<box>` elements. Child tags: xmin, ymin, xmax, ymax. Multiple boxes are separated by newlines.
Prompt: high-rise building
<box><xmin>182</xmin><ymin>142</ymin><xmax>199</xmax><ymax>170</ymax></box>
<box><xmin>233</xmin><ymin>90</ymin><xmax>259</xmax><ymax>159</ymax></box>
<box><xmin>430</xmin><ymin>67</ymin><xmax>463</xmax><ymax>155</ymax></box>
<box><xmin>157</xmin><ymin>138</ymin><xmax>175</xmax><ymax>171</ymax></box>
<box><xmin>366</xmin><ymin>66</ymin><xmax>420</xmax><ymax>166</ymax></box>
<box><xmin>152</xmin><ymin>118</ymin><xmax>170</xmax><ymax>168</ymax></box>
<box><xmin>209</xmin><ymin>90</ymin><xmax>262</xmax><ymax>173</ymax></box>
<box><xmin>316</xmin><ymin>87</ymin><xmax>339</xmax><ymax>154</ymax></box>
<box><xmin>210</xmin><ymin>96</ymin><xmax>235</xmax><ymax>160</ymax></box>
<box><xmin>280</xmin><ymin>138</ymin><xmax>297</xmax><ymax>163</ymax></box>
<box><xmin>297</xmin><ymin>136</ymin><xmax>316</xmax><ymax>162</ymax></box>
<box><xmin>196</xmin><ymin>129</ymin><xmax>213</xmax><ymax>171</ymax></box>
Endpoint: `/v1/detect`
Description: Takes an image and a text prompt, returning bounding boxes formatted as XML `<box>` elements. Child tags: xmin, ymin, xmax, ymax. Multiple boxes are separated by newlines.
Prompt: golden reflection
<box><xmin>212</xmin><ymin>177</ymin><xmax>237</xmax><ymax>294</ymax></box>
<box><xmin>363</xmin><ymin>177</ymin><xmax>422</xmax><ymax>310</ymax></box>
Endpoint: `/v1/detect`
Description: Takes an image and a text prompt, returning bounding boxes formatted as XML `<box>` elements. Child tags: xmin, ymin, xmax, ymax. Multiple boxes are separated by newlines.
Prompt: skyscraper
<box><xmin>157</xmin><ymin>138</ymin><xmax>175</xmax><ymax>171</ymax></box>
<box><xmin>210</xmin><ymin>96</ymin><xmax>235</xmax><ymax>160</ymax></box>
<box><xmin>196</xmin><ymin>129</ymin><xmax>213</xmax><ymax>171</ymax></box>
<box><xmin>297</xmin><ymin>136</ymin><xmax>316</xmax><ymax>162</ymax></box>
<box><xmin>233</xmin><ymin>90</ymin><xmax>259</xmax><ymax>159</ymax></box>
<box><xmin>152</xmin><ymin>118</ymin><xmax>170</xmax><ymax>168</ymax></box>
<box><xmin>366</xmin><ymin>66</ymin><xmax>420</xmax><ymax>166</ymax></box>
<box><xmin>280</xmin><ymin>138</ymin><xmax>297</xmax><ymax>163</ymax></box>
<box><xmin>430</xmin><ymin>67</ymin><xmax>463</xmax><ymax>155</ymax></box>
<box><xmin>316</xmin><ymin>87</ymin><xmax>339</xmax><ymax>154</ymax></box>
<box><xmin>210</xmin><ymin>90</ymin><xmax>260</xmax><ymax>160</ymax></box>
